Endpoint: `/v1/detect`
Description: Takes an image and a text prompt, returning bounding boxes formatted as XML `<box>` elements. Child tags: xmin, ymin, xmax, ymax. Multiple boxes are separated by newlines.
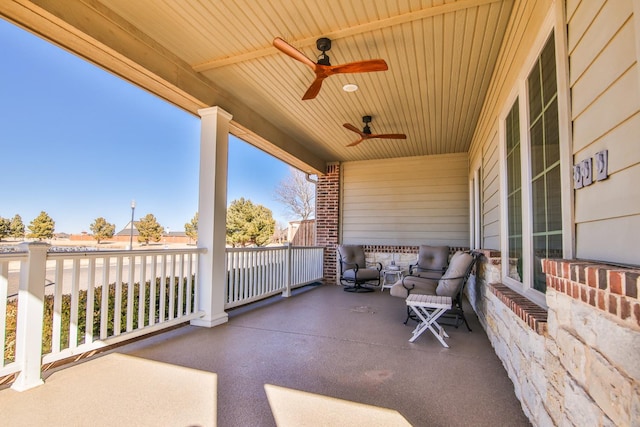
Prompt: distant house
<box><xmin>115</xmin><ymin>221</ymin><xmax>139</xmax><ymax>238</ymax></box>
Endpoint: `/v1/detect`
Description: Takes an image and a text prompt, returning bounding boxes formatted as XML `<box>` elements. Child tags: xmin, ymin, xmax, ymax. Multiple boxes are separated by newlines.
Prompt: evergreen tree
<box><xmin>0</xmin><ymin>217</ymin><xmax>9</xmax><ymax>241</ymax></box>
<box><xmin>27</xmin><ymin>211</ymin><xmax>55</xmax><ymax>240</ymax></box>
<box><xmin>185</xmin><ymin>212</ymin><xmax>198</xmax><ymax>243</ymax></box>
<box><xmin>90</xmin><ymin>217</ymin><xmax>115</xmax><ymax>244</ymax></box>
<box><xmin>226</xmin><ymin>198</ymin><xmax>275</xmax><ymax>247</ymax></box>
<box><xmin>10</xmin><ymin>214</ymin><xmax>25</xmax><ymax>240</ymax></box>
<box><xmin>136</xmin><ymin>213</ymin><xmax>164</xmax><ymax>245</ymax></box>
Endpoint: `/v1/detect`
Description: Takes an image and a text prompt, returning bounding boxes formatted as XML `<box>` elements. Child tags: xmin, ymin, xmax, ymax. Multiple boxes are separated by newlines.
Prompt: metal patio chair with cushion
<box><xmin>390</xmin><ymin>251</ymin><xmax>479</xmax><ymax>331</ymax></box>
<box><xmin>409</xmin><ymin>245</ymin><xmax>450</xmax><ymax>279</ymax></box>
<box><xmin>337</xmin><ymin>244</ymin><xmax>382</xmax><ymax>293</ymax></box>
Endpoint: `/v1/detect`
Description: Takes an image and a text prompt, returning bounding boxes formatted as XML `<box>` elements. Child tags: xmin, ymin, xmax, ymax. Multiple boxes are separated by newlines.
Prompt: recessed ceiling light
<box><xmin>343</xmin><ymin>83</ymin><xmax>358</xmax><ymax>92</ymax></box>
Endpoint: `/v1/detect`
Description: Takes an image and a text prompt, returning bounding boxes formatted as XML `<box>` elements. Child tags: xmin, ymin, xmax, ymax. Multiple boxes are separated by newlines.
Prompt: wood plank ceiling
<box><xmin>2</xmin><ymin>0</ymin><xmax>514</xmax><ymax>170</ymax></box>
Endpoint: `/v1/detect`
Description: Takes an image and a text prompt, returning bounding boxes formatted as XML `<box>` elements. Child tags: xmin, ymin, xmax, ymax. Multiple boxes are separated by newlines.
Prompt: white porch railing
<box><xmin>1</xmin><ymin>242</ymin><xmax>324</xmax><ymax>390</ymax></box>
<box><xmin>1</xmin><ymin>243</ymin><xmax>205</xmax><ymax>390</ymax></box>
<box><xmin>225</xmin><ymin>245</ymin><xmax>324</xmax><ymax>309</ymax></box>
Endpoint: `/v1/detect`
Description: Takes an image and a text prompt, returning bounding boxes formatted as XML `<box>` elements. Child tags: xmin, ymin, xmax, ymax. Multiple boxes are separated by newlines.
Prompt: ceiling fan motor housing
<box><xmin>316</xmin><ymin>37</ymin><xmax>332</xmax><ymax>52</ymax></box>
<box><xmin>316</xmin><ymin>37</ymin><xmax>332</xmax><ymax>66</ymax></box>
<box><xmin>362</xmin><ymin>116</ymin><xmax>373</xmax><ymax>134</ymax></box>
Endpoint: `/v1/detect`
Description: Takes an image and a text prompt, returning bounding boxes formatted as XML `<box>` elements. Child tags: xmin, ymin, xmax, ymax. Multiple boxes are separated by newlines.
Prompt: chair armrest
<box><xmin>410</xmin><ymin>264</ymin><xmax>446</xmax><ymax>276</ymax></box>
<box><xmin>339</xmin><ymin>260</ymin><xmax>359</xmax><ymax>273</ymax></box>
<box><xmin>367</xmin><ymin>262</ymin><xmax>383</xmax><ymax>272</ymax></box>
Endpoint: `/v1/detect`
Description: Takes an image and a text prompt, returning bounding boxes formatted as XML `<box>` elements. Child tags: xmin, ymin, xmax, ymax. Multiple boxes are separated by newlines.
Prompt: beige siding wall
<box><xmin>468</xmin><ymin>0</ymin><xmax>553</xmax><ymax>253</ymax></box>
<box><xmin>482</xmin><ymin>126</ymin><xmax>501</xmax><ymax>249</ymax></box>
<box><xmin>341</xmin><ymin>153</ymin><xmax>469</xmax><ymax>247</ymax></box>
<box><xmin>569</xmin><ymin>0</ymin><xmax>640</xmax><ymax>265</ymax></box>
<box><xmin>470</xmin><ymin>0</ymin><xmax>640</xmax><ymax>266</ymax></box>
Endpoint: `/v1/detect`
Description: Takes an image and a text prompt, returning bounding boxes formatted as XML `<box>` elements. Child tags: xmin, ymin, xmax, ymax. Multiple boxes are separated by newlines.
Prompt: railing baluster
<box><xmin>0</xmin><ymin>261</ymin><xmax>8</xmax><ymax>367</ymax></box>
<box><xmin>159</xmin><ymin>254</ymin><xmax>167</xmax><ymax>323</ymax></box>
<box><xmin>138</xmin><ymin>255</ymin><xmax>147</xmax><ymax>328</ymax></box>
<box><xmin>52</xmin><ymin>259</ymin><xmax>64</xmax><ymax>353</ymax></box>
<box><xmin>85</xmin><ymin>258</ymin><xmax>95</xmax><ymax>345</ymax></box>
<box><xmin>69</xmin><ymin>259</ymin><xmax>80</xmax><ymax>349</ymax></box>
<box><xmin>149</xmin><ymin>254</ymin><xmax>157</xmax><ymax>326</ymax></box>
<box><xmin>168</xmin><ymin>254</ymin><xmax>176</xmax><ymax>320</ymax></box>
<box><xmin>114</xmin><ymin>256</ymin><xmax>123</xmax><ymax>336</ymax></box>
<box><xmin>100</xmin><ymin>256</ymin><xmax>110</xmax><ymax>340</ymax></box>
<box><xmin>177</xmin><ymin>254</ymin><xmax>184</xmax><ymax>318</ymax></box>
<box><xmin>126</xmin><ymin>254</ymin><xmax>136</xmax><ymax>332</ymax></box>
<box><xmin>186</xmin><ymin>253</ymin><xmax>192</xmax><ymax>314</ymax></box>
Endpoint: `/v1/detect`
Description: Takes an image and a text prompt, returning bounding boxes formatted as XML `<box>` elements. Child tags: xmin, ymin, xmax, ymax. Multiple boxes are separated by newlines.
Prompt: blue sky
<box><xmin>0</xmin><ymin>19</ymin><xmax>292</xmax><ymax>234</ymax></box>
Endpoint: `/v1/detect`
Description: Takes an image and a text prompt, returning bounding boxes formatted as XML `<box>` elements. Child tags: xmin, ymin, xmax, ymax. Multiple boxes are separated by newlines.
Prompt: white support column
<box><xmin>282</xmin><ymin>243</ymin><xmax>292</xmax><ymax>298</ymax></box>
<box><xmin>192</xmin><ymin>106</ymin><xmax>232</xmax><ymax>328</ymax></box>
<box><xmin>12</xmin><ymin>242</ymin><xmax>49</xmax><ymax>391</ymax></box>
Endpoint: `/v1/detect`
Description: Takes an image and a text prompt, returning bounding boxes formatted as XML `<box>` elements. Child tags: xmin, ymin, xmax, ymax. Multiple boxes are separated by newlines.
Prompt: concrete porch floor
<box><xmin>0</xmin><ymin>283</ymin><xmax>530</xmax><ymax>426</ymax></box>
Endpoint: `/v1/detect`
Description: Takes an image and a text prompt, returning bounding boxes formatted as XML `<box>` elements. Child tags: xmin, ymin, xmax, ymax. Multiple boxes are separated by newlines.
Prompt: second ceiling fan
<box><xmin>343</xmin><ymin>116</ymin><xmax>407</xmax><ymax>147</ymax></box>
<box><xmin>273</xmin><ymin>36</ymin><xmax>388</xmax><ymax>100</ymax></box>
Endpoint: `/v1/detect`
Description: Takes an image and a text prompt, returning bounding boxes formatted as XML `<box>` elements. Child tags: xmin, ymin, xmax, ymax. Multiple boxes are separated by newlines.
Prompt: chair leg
<box><xmin>403</xmin><ymin>305</ymin><xmax>418</xmax><ymax>324</ymax></box>
<box><xmin>343</xmin><ymin>283</ymin><xmax>374</xmax><ymax>293</ymax></box>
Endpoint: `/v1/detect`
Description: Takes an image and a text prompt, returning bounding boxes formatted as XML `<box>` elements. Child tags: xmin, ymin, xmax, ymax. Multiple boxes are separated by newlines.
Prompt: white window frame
<box><xmin>469</xmin><ymin>165</ymin><xmax>482</xmax><ymax>250</ymax></box>
<box><xmin>498</xmin><ymin>2</ymin><xmax>574</xmax><ymax>308</ymax></box>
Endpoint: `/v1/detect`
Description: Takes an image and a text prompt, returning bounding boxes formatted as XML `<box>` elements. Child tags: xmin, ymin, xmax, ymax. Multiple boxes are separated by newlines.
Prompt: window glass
<box><xmin>545</xmin><ymin>100</ymin><xmax>560</xmax><ymax>167</ymax></box>
<box><xmin>528</xmin><ymin>58</ymin><xmax>542</xmax><ymax>121</ymax></box>
<box><xmin>505</xmin><ymin>100</ymin><xmax>522</xmax><ymax>282</ymax></box>
<box><xmin>527</xmin><ymin>33</ymin><xmax>561</xmax><ymax>294</ymax></box>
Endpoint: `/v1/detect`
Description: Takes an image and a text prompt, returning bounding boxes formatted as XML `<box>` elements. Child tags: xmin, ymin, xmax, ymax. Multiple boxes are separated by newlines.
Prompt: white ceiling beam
<box><xmin>192</xmin><ymin>0</ymin><xmax>506</xmax><ymax>72</ymax></box>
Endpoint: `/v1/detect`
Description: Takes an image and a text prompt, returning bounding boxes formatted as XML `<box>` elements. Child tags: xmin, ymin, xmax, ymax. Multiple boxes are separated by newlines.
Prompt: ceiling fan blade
<box><xmin>302</xmin><ymin>76</ymin><xmax>326</xmax><ymax>100</ymax></box>
<box><xmin>346</xmin><ymin>137</ymin><xmax>365</xmax><ymax>147</ymax></box>
<box><xmin>343</xmin><ymin>123</ymin><xmax>365</xmax><ymax>136</ymax></box>
<box><xmin>371</xmin><ymin>133</ymin><xmax>407</xmax><ymax>139</ymax></box>
<box><xmin>330</xmin><ymin>59</ymin><xmax>388</xmax><ymax>74</ymax></box>
<box><xmin>273</xmin><ymin>37</ymin><xmax>317</xmax><ymax>70</ymax></box>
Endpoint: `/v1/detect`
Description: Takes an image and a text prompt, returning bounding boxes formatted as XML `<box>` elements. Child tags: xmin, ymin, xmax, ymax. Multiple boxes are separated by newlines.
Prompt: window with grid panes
<box><xmin>527</xmin><ymin>34</ymin><xmax>562</xmax><ymax>293</ymax></box>
<box><xmin>505</xmin><ymin>100</ymin><xmax>523</xmax><ymax>282</ymax></box>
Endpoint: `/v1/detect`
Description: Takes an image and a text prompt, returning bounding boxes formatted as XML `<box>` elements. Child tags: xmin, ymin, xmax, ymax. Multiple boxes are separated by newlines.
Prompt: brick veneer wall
<box><xmin>542</xmin><ymin>259</ymin><xmax>640</xmax><ymax>329</ymax></box>
<box><xmin>316</xmin><ymin>163</ymin><xmax>340</xmax><ymax>284</ymax></box>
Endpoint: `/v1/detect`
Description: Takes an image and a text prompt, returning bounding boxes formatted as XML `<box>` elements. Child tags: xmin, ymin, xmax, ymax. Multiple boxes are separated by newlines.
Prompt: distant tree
<box><xmin>271</xmin><ymin>221</ymin><xmax>288</xmax><ymax>244</ymax></box>
<box><xmin>10</xmin><ymin>214</ymin><xmax>25</xmax><ymax>240</ymax></box>
<box><xmin>90</xmin><ymin>217</ymin><xmax>115</xmax><ymax>244</ymax></box>
<box><xmin>226</xmin><ymin>198</ymin><xmax>275</xmax><ymax>247</ymax></box>
<box><xmin>27</xmin><ymin>211</ymin><xmax>55</xmax><ymax>240</ymax></box>
<box><xmin>273</xmin><ymin>167</ymin><xmax>316</xmax><ymax>220</ymax></box>
<box><xmin>0</xmin><ymin>217</ymin><xmax>9</xmax><ymax>241</ymax></box>
<box><xmin>136</xmin><ymin>214</ymin><xmax>164</xmax><ymax>245</ymax></box>
<box><xmin>185</xmin><ymin>212</ymin><xmax>198</xmax><ymax>243</ymax></box>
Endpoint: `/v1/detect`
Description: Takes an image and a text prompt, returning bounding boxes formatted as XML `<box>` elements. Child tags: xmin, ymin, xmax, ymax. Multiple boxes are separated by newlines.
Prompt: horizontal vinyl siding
<box><xmin>569</xmin><ymin>0</ymin><xmax>640</xmax><ymax>265</ymax></box>
<box><xmin>468</xmin><ymin>0</ymin><xmax>551</xmax><ymax>252</ymax></box>
<box><xmin>482</xmin><ymin>129</ymin><xmax>501</xmax><ymax>250</ymax></box>
<box><xmin>341</xmin><ymin>153</ymin><xmax>469</xmax><ymax>246</ymax></box>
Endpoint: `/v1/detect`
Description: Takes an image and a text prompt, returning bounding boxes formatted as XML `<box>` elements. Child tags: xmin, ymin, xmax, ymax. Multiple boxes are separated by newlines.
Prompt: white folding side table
<box><xmin>405</xmin><ymin>294</ymin><xmax>453</xmax><ymax>347</ymax></box>
<box><xmin>380</xmin><ymin>267</ymin><xmax>403</xmax><ymax>292</ymax></box>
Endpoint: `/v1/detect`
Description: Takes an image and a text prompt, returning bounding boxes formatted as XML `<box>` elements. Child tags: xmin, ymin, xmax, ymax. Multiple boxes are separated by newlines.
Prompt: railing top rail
<box><xmin>225</xmin><ymin>246</ymin><xmax>287</xmax><ymax>253</ymax></box>
<box><xmin>46</xmin><ymin>247</ymin><xmax>206</xmax><ymax>260</ymax></box>
<box><xmin>225</xmin><ymin>245</ymin><xmax>323</xmax><ymax>253</ymax></box>
<box><xmin>0</xmin><ymin>252</ymin><xmax>28</xmax><ymax>261</ymax></box>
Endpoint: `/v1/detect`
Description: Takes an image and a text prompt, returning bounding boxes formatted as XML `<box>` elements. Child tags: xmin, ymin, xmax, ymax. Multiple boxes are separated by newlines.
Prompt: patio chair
<box><xmin>409</xmin><ymin>245</ymin><xmax>450</xmax><ymax>279</ymax></box>
<box><xmin>390</xmin><ymin>251</ymin><xmax>479</xmax><ymax>331</ymax></box>
<box><xmin>337</xmin><ymin>244</ymin><xmax>382</xmax><ymax>293</ymax></box>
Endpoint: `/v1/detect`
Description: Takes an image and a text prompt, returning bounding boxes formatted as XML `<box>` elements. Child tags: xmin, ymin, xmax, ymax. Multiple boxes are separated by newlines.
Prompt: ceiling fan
<box><xmin>273</xmin><ymin>36</ymin><xmax>388</xmax><ymax>100</ymax></box>
<box><xmin>343</xmin><ymin>116</ymin><xmax>407</xmax><ymax>147</ymax></box>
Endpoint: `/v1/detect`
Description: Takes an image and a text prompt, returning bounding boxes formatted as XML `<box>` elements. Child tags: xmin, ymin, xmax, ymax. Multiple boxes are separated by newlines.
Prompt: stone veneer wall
<box><xmin>471</xmin><ymin>252</ymin><xmax>640</xmax><ymax>426</ymax></box>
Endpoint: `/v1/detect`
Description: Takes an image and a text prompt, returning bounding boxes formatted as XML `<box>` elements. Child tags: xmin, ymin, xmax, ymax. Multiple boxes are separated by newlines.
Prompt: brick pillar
<box><xmin>316</xmin><ymin>162</ymin><xmax>340</xmax><ymax>284</ymax></box>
